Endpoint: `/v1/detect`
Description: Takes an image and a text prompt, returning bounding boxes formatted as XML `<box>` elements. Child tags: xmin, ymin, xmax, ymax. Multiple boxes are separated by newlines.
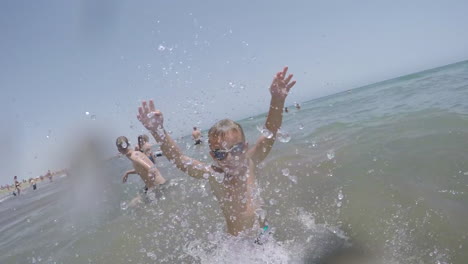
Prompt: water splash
<box><xmin>277</xmin><ymin>129</ymin><xmax>291</xmax><ymax>143</ymax></box>
<box><xmin>256</xmin><ymin>125</ymin><xmax>273</xmax><ymax>139</ymax></box>
<box><xmin>338</xmin><ymin>189</ymin><xmax>344</xmax><ymax>201</ymax></box>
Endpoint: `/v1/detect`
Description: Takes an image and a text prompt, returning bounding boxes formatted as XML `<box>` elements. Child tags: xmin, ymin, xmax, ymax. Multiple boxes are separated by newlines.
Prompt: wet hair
<box><xmin>137</xmin><ymin>134</ymin><xmax>150</xmax><ymax>149</ymax></box>
<box><xmin>193</xmin><ymin>127</ymin><xmax>197</xmax><ymax>130</ymax></box>
<box><xmin>116</xmin><ymin>136</ymin><xmax>130</xmax><ymax>152</ymax></box>
<box><xmin>208</xmin><ymin>119</ymin><xmax>245</xmax><ymax>144</ymax></box>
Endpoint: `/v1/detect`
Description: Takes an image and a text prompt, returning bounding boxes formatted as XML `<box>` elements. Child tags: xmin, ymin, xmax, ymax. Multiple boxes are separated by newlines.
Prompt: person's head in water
<box><xmin>137</xmin><ymin>134</ymin><xmax>150</xmax><ymax>148</ymax></box>
<box><xmin>193</xmin><ymin>127</ymin><xmax>197</xmax><ymax>131</ymax></box>
<box><xmin>208</xmin><ymin>119</ymin><xmax>248</xmax><ymax>173</ymax></box>
<box><xmin>116</xmin><ymin>136</ymin><xmax>131</xmax><ymax>154</ymax></box>
<box><xmin>14</xmin><ymin>176</ymin><xmax>17</xmax><ymax>180</ymax></box>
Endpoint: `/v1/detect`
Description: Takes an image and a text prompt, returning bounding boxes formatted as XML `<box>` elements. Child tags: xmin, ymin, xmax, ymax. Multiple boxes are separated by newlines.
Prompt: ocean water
<box><xmin>1</xmin><ymin>61</ymin><xmax>468</xmax><ymax>264</ymax></box>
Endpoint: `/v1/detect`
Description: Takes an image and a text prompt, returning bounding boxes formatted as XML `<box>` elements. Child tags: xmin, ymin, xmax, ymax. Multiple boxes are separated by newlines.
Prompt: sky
<box><xmin>0</xmin><ymin>0</ymin><xmax>467</xmax><ymax>185</ymax></box>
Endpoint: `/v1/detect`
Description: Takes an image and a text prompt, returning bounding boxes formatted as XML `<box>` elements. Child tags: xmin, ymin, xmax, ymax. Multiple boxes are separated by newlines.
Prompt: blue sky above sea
<box><xmin>0</xmin><ymin>0</ymin><xmax>467</xmax><ymax>185</ymax></box>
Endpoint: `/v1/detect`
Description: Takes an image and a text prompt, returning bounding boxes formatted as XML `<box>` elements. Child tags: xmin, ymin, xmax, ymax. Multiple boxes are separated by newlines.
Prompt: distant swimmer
<box><xmin>284</xmin><ymin>107</ymin><xmax>289</xmax><ymax>113</ymax></box>
<box><xmin>116</xmin><ymin>136</ymin><xmax>166</xmax><ymax>204</ymax></box>
<box><xmin>13</xmin><ymin>176</ymin><xmax>21</xmax><ymax>196</ymax></box>
<box><xmin>295</xmin><ymin>102</ymin><xmax>301</xmax><ymax>110</ymax></box>
<box><xmin>192</xmin><ymin>127</ymin><xmax>202</xmax><ymax>145</ymax></box>
<box><xmin>45</xmin><ymin>170</ymin><xmax>53</xmax><ymax>182</ymax></box>
<box><xmin>137</xmin><ymin>66</ymin><xmax>296</xmax><ymax>240</ymax></box>
<box><xmin>30</xmin><ymin>178</ymin><xmax>37</xmax><ymax>190</ymax></box>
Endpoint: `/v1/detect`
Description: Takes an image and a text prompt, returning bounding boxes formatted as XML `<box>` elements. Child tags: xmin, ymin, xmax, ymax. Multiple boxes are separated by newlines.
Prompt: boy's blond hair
<box><xmin>208</xmin><ymin>119</ymin><xmax>246</xmax><ymax>144</ymax></box>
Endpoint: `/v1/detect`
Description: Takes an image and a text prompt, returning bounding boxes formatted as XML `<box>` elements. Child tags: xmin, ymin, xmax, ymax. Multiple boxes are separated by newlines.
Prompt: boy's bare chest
<box><xmin>210</xmin><ymin>170</ymin><xmax>257</xmax><ymax>212</ymax></box>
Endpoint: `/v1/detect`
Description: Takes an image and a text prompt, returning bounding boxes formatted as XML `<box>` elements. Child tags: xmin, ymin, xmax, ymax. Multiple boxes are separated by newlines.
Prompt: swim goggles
<box><xmin>211</xmin><ymin>142</ymin><xmax>245</xmax><ymax>160</ymax></box>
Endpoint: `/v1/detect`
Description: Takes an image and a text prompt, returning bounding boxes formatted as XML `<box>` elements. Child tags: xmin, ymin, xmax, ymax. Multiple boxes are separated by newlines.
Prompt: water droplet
<box><xmin>85</xmin><ymin>111</ymin><xmax>90</xmax><ymax>116</ymax></box>
<box><xmin>269</xmin><ymin>199</ymin><xmax>278</xmax><ymax>205</ymax></box>
<box><xmin>27</xmin><ymin>218</ymin><xmax>30</xmax><ymax>223</ymax></box>
<box><xmin>256</xmin><ymin>125</ymin><xmax>273</xmax><ymax>139</ymax></box>
<box><xmin>281</xmin><ymin>168</ymin><xmax>290</xmax><ymax>176</ymax></box>
<box><xmin>146</xmin><ymin>112</ymin><xmax>155</xmax><ymax>118</ymax></box>
<box><xmin>337</xmin><ymin>201</ymin><xmax>342</xmax><ymax>208</ymax></box>
<box><xmin>338</xmin><ymin>190</ymin><xmax>344</xmax><ymax>200</ymax></box>
<box><xmin>158</xmin><ymin>45</ymin><xmax>166</xmax><ymax>51</ymax></box>
<box><xmin>214</xmin><ymin>172</ymin><xmax>224</xmax><ymax>183</ymax></box>
<box><xmin>277</xmin><ymin>129</ymin><xmax>291</xmax><ymax>143</ymax></box>
<box><xmin>120</xmin><ymin>201</ymin><xmax>128</xmax><ymax>211</ymax></box>
<box><xmin>299</xmin><ymin>123</ymin><xmax>304</xmax><ymax>130</ymax></box>
<box><xmin>90</xmin><ymin>114</ymin><xmax>96</xmax><ymax>120</ymax></box>
<box><xmin>203</xmin><ymin>173</ymin><xmax>210</xmax><ymax>179</ymax></box>
<box><xmin>255</xmin><ymin>208</ymin><xmax>266</xmax><ymax>221</ymax></box>
<box><xmin>327</xmin><ymin>150</ymin><xmax>335</xmax><ymax>160</ymax></box>
<box><xmin>289</xmin><ymin>175</ymin><xmax>298</xmax><ymax>184</ymax></box>
<box><xmin>146</xmin><ymin>252</ymin><xmax>157</xmax><ymax>260</ymax></box>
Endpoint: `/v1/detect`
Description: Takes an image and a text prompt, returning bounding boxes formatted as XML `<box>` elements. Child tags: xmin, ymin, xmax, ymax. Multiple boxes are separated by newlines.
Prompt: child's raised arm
<box><xmin>137</xmin><ymin>100</ymin><xmax>211</xmax><ymax>179</ymax></box>
<box><xmin>248</xmin><ymin>67</ymin><xmax>296</xmax><ymax>165</ymax></box>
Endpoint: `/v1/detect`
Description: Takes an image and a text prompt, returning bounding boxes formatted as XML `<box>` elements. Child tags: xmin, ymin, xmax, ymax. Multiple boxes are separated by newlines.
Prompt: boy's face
<box><xmin>209</xmin><ymin>130</ymin><xmax>248</xmax><ymax>174</ymax></box>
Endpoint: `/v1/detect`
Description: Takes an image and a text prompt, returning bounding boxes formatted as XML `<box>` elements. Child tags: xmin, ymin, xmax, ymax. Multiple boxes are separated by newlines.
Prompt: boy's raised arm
<box><xmin>248</xmin><ymin>67</ymin><xmax>296</xmax><ymax>165</ymax></box>
<box><xmin>137</xmin><ymin>100</ymin><xmax>211</xmax><ymax>179</ymax></box>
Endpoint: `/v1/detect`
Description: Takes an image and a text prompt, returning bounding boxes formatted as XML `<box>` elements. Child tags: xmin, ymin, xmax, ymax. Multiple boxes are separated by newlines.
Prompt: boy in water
<box><xmin>45</xmin><ymin>170</ymin><xmax>53</xmax><ymax>182</ymax></box>
<box><xmin>192</xmin><ymin>127</ymin><xmax>202</xmax><ymax>145</ymax></box>
<box><xmin>137</xmin><ymin>67</ymin><xmax>296</xmax><ymax>238</ymax></box>
<box><xmin>13</xmin><ymin>176</ymin><xmax>21</xmax><ymax>196</ymax></box>
<box><xmin>137</xmin><ymin>134</ymin><xmax>159</xmax><ymax>163</ymax></box>
<box><xmin>116</xmin><ymin>136</ymin><xmax>166</xmax><ymax>203</ymax></box>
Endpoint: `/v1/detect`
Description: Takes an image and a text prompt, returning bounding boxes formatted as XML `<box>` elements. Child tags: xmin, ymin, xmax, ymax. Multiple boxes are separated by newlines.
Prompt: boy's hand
<box><xmin>137</xmin><ymin>100</ymin><xmax>164</xmax><ymax>132</ymax></box>
<box><xmin>269</xmin><ymin>66</ymin><xmax>296</xmax><ymax>101</ymax></box>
